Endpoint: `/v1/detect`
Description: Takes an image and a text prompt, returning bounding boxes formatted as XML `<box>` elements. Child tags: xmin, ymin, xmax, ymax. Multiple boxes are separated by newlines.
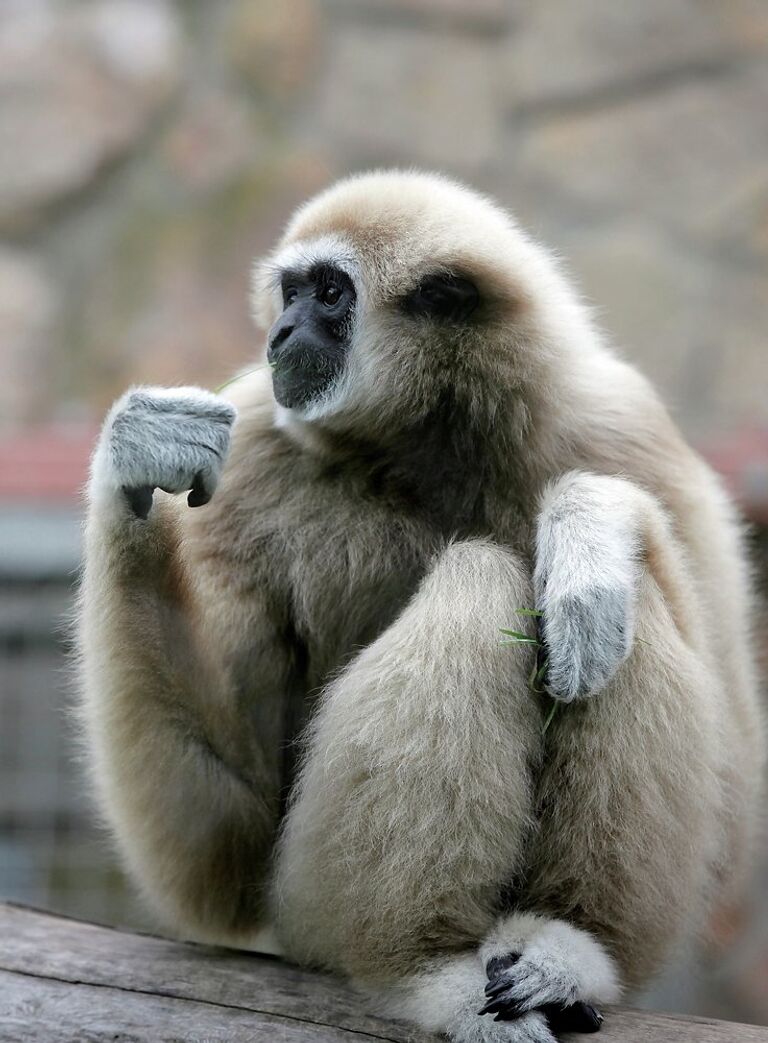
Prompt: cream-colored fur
<box><xmin>78</xmin><ymin>171</ymin><xmax>765</xmax><ymax>1042</ymax></box>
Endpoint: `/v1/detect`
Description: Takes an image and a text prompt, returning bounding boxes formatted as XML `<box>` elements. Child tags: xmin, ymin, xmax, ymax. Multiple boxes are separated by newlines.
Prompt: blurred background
<box><xmin>0</xmin><ymin>0</ymin><xmax>766</xmax><ymax>1026</ymax></box>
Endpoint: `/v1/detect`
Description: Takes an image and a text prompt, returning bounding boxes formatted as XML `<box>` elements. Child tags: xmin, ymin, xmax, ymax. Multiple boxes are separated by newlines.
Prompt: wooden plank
<box><xmin>2</xmin><ymin>903</ymin><xmax>767</xmax><ymax>1042</ymax></box>
<box><xmin>0</xmin><ymin>971</ymin><xmax>364</xmax><ymax>1042</ymax></box>
<box><xmin>0</xmin><ymin>904</ymin><xmax>417</xmax><ymax>1042</ymax></box>
<box><xmin>597</xmin><ymin>1009</ymin><xmax>768</xmax><ymax>1043</ymax></box>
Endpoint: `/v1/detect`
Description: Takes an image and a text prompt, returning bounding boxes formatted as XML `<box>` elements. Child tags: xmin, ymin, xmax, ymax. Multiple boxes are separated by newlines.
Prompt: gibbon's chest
<box><xmin>212</xmin><ymin>421</ymin><xmax>530</xmax><ymax>686</ymax></box>
<box><xmin>277</xmin><ymin>479</ymin><xmax>436</xmax><ymax>688</ymax></box>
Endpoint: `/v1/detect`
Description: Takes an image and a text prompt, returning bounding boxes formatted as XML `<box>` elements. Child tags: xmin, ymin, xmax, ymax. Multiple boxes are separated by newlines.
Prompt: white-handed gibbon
<box><xmin>79</xmin><ymin>171</ymin><xmax>765</xmax><ymax>1042</ymax></box>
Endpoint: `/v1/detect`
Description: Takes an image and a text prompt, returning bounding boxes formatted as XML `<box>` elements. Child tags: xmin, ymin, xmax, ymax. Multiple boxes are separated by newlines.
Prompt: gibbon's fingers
<box><xmin>94</xmin><ymin>385</ymin><xmax>237</xmax><ymax>513</ymax></box>
<box><xmin>187</xmin><ymin>470</ymin><xmax>215</xmax><ymax>508</ymax></box>
<box><xmin>123</xmin><ymin>484</ymin><xmax>154</xmax><ymax>520</ymax></box>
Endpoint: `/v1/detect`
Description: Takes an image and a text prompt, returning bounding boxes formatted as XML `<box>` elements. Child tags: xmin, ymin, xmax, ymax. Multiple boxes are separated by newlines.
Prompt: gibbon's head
<box><xmin>253</xmin><ymin>171</ymin><xmax>596</xmax><ymax>442</ymax></box>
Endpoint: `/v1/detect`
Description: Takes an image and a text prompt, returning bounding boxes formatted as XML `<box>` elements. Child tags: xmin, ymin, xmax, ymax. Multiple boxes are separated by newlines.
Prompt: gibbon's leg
<box><xmin>394</xmin><ymin>473</ymin><xmax>737</xmax><ymax>1038</ymax></box>
<box><xmin>273</xmin><ymin>540</ymin><xmax>543</xmax><ymax>978</ymax></box>
<box><xmin>79</xmin><ymin>387</ymin><xmax>291</xmax><ymax>945</ymax></box>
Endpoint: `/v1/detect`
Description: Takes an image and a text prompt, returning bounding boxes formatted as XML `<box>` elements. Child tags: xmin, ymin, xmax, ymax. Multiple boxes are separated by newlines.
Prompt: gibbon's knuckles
<box><xmin>79</xmin><ymin>171</ymin><xmax>765</xmax><ymax>1043</ymax></box>
<box><xmin>485</xmin><ymin>953</ymin><xmax>522</xmax><ymax>982</ymax></box>
<box><xmin>103</xmin><ymin>386</ymin><xmax>236</xmax><ymax>518</ymax></box>
<box><xmin>540</xmin><ymin>585</ymin><xmax>635</xmax><ymax>702</ymax></box>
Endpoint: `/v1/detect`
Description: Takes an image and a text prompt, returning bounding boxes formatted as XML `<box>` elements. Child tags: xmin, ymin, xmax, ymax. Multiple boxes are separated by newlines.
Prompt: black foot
<box><xmin>544</xmin><ymin>1002</ymin><xmax>603</xmax><ymax>1034</ymax></box>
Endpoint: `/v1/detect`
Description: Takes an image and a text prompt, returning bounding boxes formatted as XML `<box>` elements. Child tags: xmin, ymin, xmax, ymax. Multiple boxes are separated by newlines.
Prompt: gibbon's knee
<box><xmin>420</xmin><ymin>538</ymin><xmax>534</xmax><ymax>634</ymax></box>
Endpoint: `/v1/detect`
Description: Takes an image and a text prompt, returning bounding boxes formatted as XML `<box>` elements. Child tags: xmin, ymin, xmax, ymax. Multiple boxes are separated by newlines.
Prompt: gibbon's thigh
<box><xmin>526</xmin><ymin>558</ymin><xmax>727</xmax><ymax>989</ymax></box>
<box><xmin>273</xmin><ymin>539</ymin><xmax>543</xmax><ymax>979</ymax></box>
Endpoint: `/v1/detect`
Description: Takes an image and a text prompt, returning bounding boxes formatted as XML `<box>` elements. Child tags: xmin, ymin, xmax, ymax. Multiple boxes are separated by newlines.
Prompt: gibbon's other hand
<box><xmin>533</xmin><ymin>474</ymin><xmax>640</xmax><ymax>703</ymax></box>
<box><xmin>537</xmin><ymin>580</ymin><xmax>635</xmax><ymax>704</ymax></box>
<box><xmin>97</xmin><ymin>386</ymin><xmax>237</xmax><ymax>519</ymax></box>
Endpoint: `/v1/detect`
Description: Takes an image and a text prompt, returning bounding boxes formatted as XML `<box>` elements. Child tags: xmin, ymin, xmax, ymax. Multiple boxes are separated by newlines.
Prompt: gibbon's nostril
<box><xmin>268</xmin><ymin>322</ymin><xmax>294</xmax><ymax>360</ymax></box>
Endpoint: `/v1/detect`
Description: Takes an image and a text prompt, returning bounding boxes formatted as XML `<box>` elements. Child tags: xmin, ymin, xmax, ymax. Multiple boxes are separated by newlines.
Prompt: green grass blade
<box><xmin>529</xmin><ymin>656</ymin><xmax>549</xmax><ymax>694</ymax></box>
<box><xmin>541</xmin><ymin>698</ymin><xmax>559</xmax><ymax>735</ymax></box>
<box><xmin>499</xmin><ymin>628</ymin><xmax>539</xmax><ymax>643</ymax></box>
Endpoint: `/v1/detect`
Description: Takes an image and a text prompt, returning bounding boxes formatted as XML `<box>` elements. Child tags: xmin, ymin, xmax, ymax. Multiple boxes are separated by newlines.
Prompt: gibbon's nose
<box><xmin>267</xmin><ymin>316</ymin><xmax>296</xmax><ymax>364</ymax></box>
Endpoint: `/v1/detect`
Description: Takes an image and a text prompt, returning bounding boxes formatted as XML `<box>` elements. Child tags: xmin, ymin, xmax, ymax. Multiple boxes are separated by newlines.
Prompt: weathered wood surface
<box><xmin>2</xmin><ymin>903</ymin><xmax>767</xmax><ymax>1042</ymax></box>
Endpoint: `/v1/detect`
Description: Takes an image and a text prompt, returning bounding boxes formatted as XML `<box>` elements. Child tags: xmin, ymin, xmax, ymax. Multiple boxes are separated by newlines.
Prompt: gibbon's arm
<box><xmin>79</xmin><ymin>387</ymin><xmax>288</xmax><ymax>944</ymax></box>
<box><xmin>533</xmin><ymin>470</ymin><xmax>701</xmax><ymax>703</ymax></box>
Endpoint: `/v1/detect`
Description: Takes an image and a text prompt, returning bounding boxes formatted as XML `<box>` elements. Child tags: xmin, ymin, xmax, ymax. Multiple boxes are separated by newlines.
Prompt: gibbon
<box><xmin>79</xmin><ymin>171</ymin><xmax>765</xmax><ymax>1042</ymax></box>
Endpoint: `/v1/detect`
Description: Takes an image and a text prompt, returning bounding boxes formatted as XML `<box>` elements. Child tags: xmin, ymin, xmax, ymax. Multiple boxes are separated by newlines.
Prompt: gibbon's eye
<box><xmin>405</xmin><ymin>272</ymin><xmax>480</xmax><ymax>322</ymax></box>
<box><xmin>283</xmin><ymin>286</ymin><xmax>299</xmax><ymax>307</ymax></box>
<box><xmin>320</xmin><ymin>283</ymin><xmax>342</xmax><ymax>307</ymax></box>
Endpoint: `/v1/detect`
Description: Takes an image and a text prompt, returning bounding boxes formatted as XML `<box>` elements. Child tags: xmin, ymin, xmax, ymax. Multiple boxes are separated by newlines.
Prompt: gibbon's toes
<box><xmin>480</xmin><ymin>955</ymin><xmax>578</xmax><ymax>1017</ymax></box>
<box><xmin>485</xmin><ymin>953</ymin><xmax>521</xmax><ymax>981</ymax></box>
<box><xmin>480</xmin><ymin>991</ymin><xmax>602</xmax><ymax>1035</ymax></box>
<box><xmin>542</xmin><ymin>1003</ymin><xmax>603</xmax><ymax>1034</ymax></box>
<box><xmin>479</xmin><ymin>949</ymin><xmax>604</xmax><ymax>1034</ymax></box>
<box><xmin>480</xmin><ymin>954</ymin><xmax>527</xmax><ymax>1018</ymax></box>
<box><xmin>486</xmin><ymin>1000</ymin><xmax>602</xmax><ymax>1033</ymax></box>
<box><xmin>456</xmin><ymin>1009</ymin><xmax>558</xmax><ymax>1043</ymax></box>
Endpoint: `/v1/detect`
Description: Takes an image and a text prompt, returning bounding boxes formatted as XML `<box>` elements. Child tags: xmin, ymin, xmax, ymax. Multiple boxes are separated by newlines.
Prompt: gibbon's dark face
<box><xmin>268</xmin><ymin>263</ymin><xmax>356</xmax><ymax>409</ymax></box>
<box><xmin>267</xmin><ymin>259</ymin><xmax>481</xmax><ymax>411</ymax></box>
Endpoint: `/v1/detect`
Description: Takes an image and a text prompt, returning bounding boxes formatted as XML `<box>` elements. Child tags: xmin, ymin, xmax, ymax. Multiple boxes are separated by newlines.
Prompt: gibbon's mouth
<box><xmin>270</xmin><ymin>356</ymin><xmax>339</xmax><ymax>410</ymax></box>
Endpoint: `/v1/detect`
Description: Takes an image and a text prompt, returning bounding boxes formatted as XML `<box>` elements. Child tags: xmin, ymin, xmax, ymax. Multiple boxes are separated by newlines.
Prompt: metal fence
<box><xmin>0</xmin><ymin>508</ymin><xmax>147</xmax><ymax>929</ymax></box>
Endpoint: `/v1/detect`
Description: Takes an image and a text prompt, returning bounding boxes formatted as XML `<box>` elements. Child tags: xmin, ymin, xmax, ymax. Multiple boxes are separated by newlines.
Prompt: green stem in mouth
<box><xmin>214</xmin><ymin>363</ymin><xmax>272</xmax><ymax>394</ymax></box>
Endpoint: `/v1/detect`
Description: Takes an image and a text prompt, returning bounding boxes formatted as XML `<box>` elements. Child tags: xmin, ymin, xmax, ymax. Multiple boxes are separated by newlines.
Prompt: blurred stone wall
<box><xmin>1</xmin><ymin>0</ymin><xmax>767</xmax><ymax>1027</ymax></box>
<box><xmin>1</xmin><ymin>0</ymin><xmax>766</xmax><ymax>438</ymax></box>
